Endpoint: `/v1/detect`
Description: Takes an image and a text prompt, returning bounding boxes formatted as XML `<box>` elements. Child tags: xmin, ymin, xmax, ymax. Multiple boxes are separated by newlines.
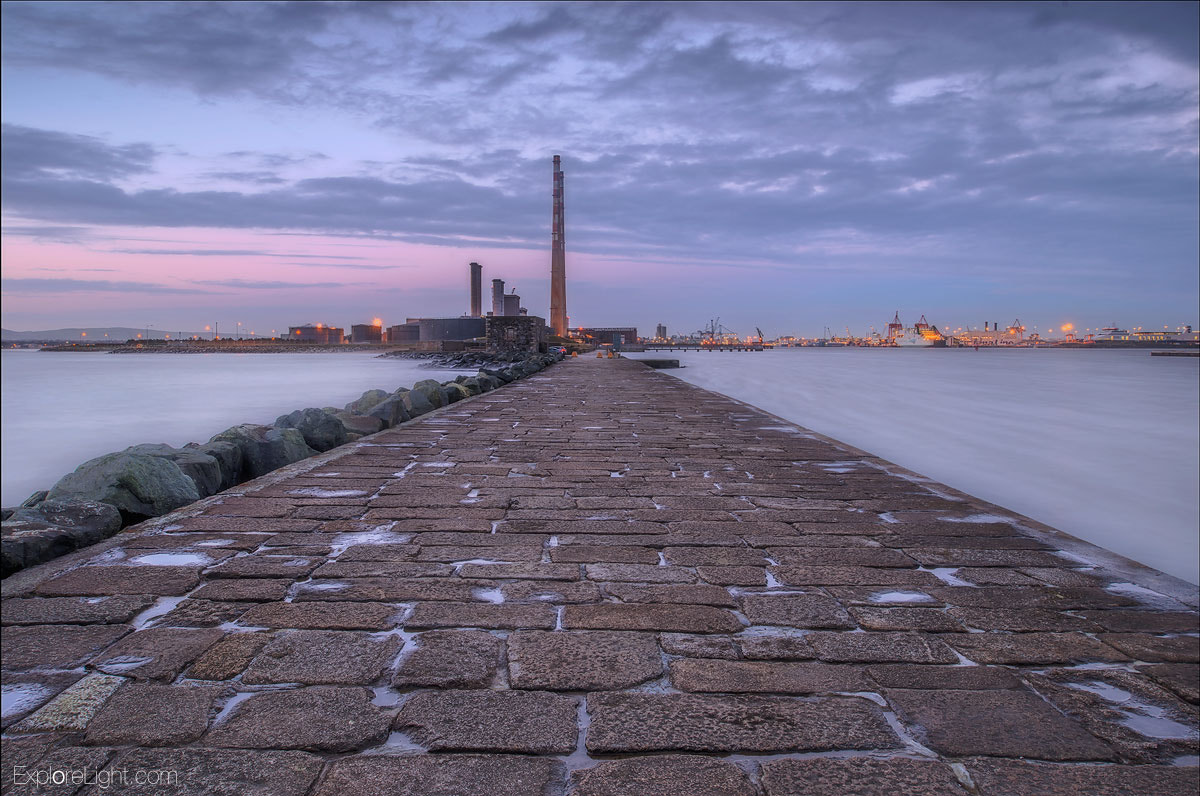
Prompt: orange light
<box><xmin>1061</xmin><ymin>323</ymin><xmax>1073</xmax><ymax>332</ymax></box>
<box><xmin>316</xmin><ymin>323</ymin><xmax>323</xmax><ymax>329</ymax></box>
<box><xmin>295</xmin><ymin>329</ymin><xmax>301</xmax><ymax>335</ymax></box>
<box><xmin>372</xmin><ymin>317</ymin><xmax>383</xmax><ymax>327</ymax></box>
<box><xmin>81</xmin><ymin>332</ymin><xmax>86</xmax><ymax>337</ymax></box>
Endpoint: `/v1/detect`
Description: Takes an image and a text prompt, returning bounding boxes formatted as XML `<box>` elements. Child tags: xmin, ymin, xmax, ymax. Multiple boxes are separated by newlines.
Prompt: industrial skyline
<box><xmin>1</xmin><ymin>2</ymin><xmax>1196</xmax><ymax>336</ymax></box>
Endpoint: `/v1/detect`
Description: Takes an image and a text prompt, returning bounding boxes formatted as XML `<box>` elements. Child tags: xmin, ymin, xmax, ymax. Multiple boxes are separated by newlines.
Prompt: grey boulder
<box><xmin>275</xmin><ymin>408</ymin><xmax>349</xmax><ymax>453</ymax></box>
<box><xmin>402</xmin><ymin>388</ymin><xmax>436</xmax><ymax>418</ymax></box>
<box><xmin>188</xmin><ymin>440</ymin><xmax>243</xmax><ymax>491</ymax></box>
<box><xmin>442</xmin><ymin>382</ymin><xmax>471</xmax><ymax>403</ymax></box>
<box><xmin>411</xmin><ymin>379</ymin><xmax>447</xmax><ymax>409</ymax></box>
<box><xmin>345</xmin><ymin>389</ymin><xmax>389</xmax><ymax>414</ymax></box>
<box><xmin>209</xmin><ymin>425</ymin><xmax>316</xmax><ymax>480</ymax></box>
<box><xmin>1</xmin><ymin>499</ymin><xmax>123</xmax><ymax>577</ymax></box>
<box><xmin>47</xmin><ymin>451</ymin><xmax>201</xmax><ymax>524</ymax></box>
<box><xmin>334</xmin><ymin>411</ymin><xmax>384</xmax><ymax>436</ymax></box>
<box><xmin>367</xmin><ymin>394</ymin><xmax>412</xmax><ymax>428</ymax></box>
<box><xmin>124</xmin><ymin>443</ymin><xmax>224</xmax><ymax>498</ymax></box>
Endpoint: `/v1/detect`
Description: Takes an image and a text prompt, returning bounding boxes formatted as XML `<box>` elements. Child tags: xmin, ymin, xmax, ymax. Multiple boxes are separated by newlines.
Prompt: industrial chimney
<box><xmin>469</xmin><ymin>262</ymin><xmax>482</xmax><ymax>317</ymax></box>
<box><xmin>550</xmin><ymin>155</ymin><xmax>567</xmax><ymax>337</ymax></box>
<box><xmin>492</xmin><ymin>279</ymin><xmax>506</xmax><ymax>317</ymax></box>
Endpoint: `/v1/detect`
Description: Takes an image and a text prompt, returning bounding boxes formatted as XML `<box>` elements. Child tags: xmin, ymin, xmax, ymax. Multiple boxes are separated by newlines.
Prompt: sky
<box><xmin>1</xmin><ymin>1</ymin><xmax>1197</xmax><ymax>339</ymax></box>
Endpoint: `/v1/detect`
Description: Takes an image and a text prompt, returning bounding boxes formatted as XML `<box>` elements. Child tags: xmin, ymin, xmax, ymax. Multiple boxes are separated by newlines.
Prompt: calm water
<box><xmin>626</xmin><ymin>348</ymin><xmax>1199</xmax><ymax>584</ymax></box>
<box><xmin>1</xmin><ymin>351</ymin><xmax>465</xmax><ymax>507</ymax></box>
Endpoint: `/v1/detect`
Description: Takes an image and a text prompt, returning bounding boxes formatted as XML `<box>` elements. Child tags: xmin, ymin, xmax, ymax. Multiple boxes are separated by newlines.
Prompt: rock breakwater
<box><xmin>1</xmin><ymin>352</ymin><xmax>562</xmax><ymax>577</ymax></box>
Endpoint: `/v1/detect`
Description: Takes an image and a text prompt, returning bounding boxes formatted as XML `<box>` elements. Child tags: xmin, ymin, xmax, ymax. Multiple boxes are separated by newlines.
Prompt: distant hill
<box><xmin>2</xmin><ymin>327</ymin><xmax>209</xmax><ymax>342</ymax></box>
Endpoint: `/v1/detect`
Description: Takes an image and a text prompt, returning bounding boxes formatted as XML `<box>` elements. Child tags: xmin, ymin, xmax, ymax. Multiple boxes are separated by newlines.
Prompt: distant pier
<box><xmin>2</xmin><ymin>357</ymin><xmax>1196</xmax><ymax>794</ymax></box>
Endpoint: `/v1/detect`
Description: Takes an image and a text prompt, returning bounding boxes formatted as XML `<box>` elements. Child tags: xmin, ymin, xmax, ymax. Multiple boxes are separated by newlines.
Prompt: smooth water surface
<box><xmin>1</xmin><ymin>351</ymin><xmax>466</xmax><ymax>506</ymax></box>
<box><xmin>627</xmin><ymin>348</ymin><xmax>1199</xmax><ymax>584</ymax></box>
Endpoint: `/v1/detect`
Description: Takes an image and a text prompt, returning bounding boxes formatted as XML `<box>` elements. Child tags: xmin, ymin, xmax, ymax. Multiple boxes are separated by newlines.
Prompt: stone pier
<box><xmin>2</xmin><ymin>357</ymin><xmax>1197</xmax><ymax>795</ymax></box>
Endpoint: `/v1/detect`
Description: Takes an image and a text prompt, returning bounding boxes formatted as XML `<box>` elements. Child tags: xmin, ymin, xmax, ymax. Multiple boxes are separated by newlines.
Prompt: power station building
<box><xmin>350</xmin><ymin>323</ymin><xmax>383</xmax><ymax>343</ymax></box>
<box><xmin>289</xmin><ymin>324</ymin><xmax>344</xmax><ymax>344</ymax></box>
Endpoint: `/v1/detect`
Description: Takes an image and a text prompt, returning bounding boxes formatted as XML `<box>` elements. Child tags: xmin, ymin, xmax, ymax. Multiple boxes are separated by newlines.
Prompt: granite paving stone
<box><xmin>563</xmin><ymin>603</ymin><xmax>743</xmax><ymax>633</ymax></box>
<box><xmin>739</xmin><ymin>593</ymin><xmax>856</xmax><ymax>629</ymax></box>
<box><xmin>392</xmin><ymin>629</ymin><xmax>501</xmax><ymax>688</ymax></box>
<box><xmin>867</xmin><ymin>664</ymin><xmax>1024</xmax><ymax>690</ymax></box>
<box><xmin>189</xmin><ymin>578</ymin><xmax>292</xmax><ymax>602</ymax></box>
<box><xmin>660</xmin><ymin>632</ymin><xmax>740</xmax><ymax>659</ymax></box>
<box><xmin>849</xmin><ymin>606</ymin><xmax>967</xmax><ymax>632</ymax></box>
<box><xmin>98</xmin><ymin>748</ymin><xmax>323</xmax><ymax>796</ymax></box>
<box><xmin>205</xmin><ymin>686</ymin><xmax>390</xmax><ymax>752</ymax></box>
<box><xmin>964</xmin><ymin>758</ymin><xmax>1198</xmax><ymax>796</ymax></box>
<box><xmin>236</xmin><ymin>601</ymin><xmax>400</xmax><ymax>630</ymax></box>
<box><xmin>1</xmin><ymin>624</ymin><xmax>131</xmax><ymax>670</ymax></box>
<box><xmin>88</xmin><ymin>627</ymin><xmax>224</xmax><ymax>680</ymax></box>
<box><xmin>1098</xmin><ymin>633</ymin><xmax>1200</xmax><ymax>662</ymax></box>
<box><xmin>204</xmin><ymin>556</ymin><xmax>319</xmax><ymax>579</ymax></box>
<box><xmin>34</xmin><ymin>565</ymin><xmax>201</xmax><ymax>596</ymax></box>
<box><xmin>570</xmin><ymin>754</ymin><xmax>756</xmax><ymax>796</ymax></box>
<box><xmin>83</xmin><ymin>683</ymin><xmax>216</xmax><ymax>746</ymax></box>
<box><xmin>1078</xmin><ymin>610</ymin><xmax>1200</xmax><ymax>633</ymax></box>
<box><xmin>806</xmin><ymin>631</ymin><xmax>960</xmax><ymax>663</ymax></box>
<box><xmin>884</xmin><ymin>688</ymin><xmax>1114</xmax><ymax>759</ymax></box>
<box><xmin>670</xmin><ymin>659</ymin><xmax>871</xmax><ymax>693</ymax></box>
<box><xmin>185</xmin><ymin>632</ymin><xmax>270</xmax><ymax>681</ymax></box>
<box><xmin>508</xmin><ymin>630</ymin><xmax>663</xmax><ymax>690</ymax></box>
<box><xmin>771</xmin><ymin>565</ymin><xmax>943</xmax><ymax>586</ymax></box>
<box><xmin>242</xmin><ymin>630</ymin><xmax>400</xmax><ymax>684</ymax></box>
<box><xmin>313</xmin><ymin>755</ymin><xmax>561</xmax><ymax>796</ymax></box>
<box><xmin>586</xmin><ymin>693</ymin><xmax>899</xmax><ymax>753</ymax></box>
<box><xmin>405</xmin><ymin>601</ymin><xmax>556</xmax><ymax>629</ymax></box>
<box><xmin>604</xmin><ymin>582</ymin><xmax>737</xmax><ymax>606</ymax></box>
<box><xmin>394</xmin><ymin>690</ymin><xmax>577</xmax><ymax>753</ymax></box>
<box><xmin>1137</xmin><ymin>663</ymin><xmax>1200</xmax><ymax>703</ymax></box>
<box><xmin>760</xmin><ymin>757</ymin><xmax>969</xmax><ymax>796</ymax></box>
<box><xmin>291</xmin><ymin>576</ymin><xmax>482</xmax><ymax>602</ymax></box>
<box><xmin>947</xmin><ymin>631</ymin><xmax>1130</xmax><ymax>665</ymax></box>
<box><xmin>1</xmin><ymin>595</ymin><xmax>156</xmax><ymax>625</ymax></box>
<box><xmin>501</xmin><ymin>579</ymin><xmax>603</xmax><ymax>603</ymax></box>
<box><xmin>585</xmin><ymin>563</ymin><xmax>698</xmax><ymax>583</ymax></box>
<box><xmin>946</xmin><ymin>607</ymin><xmax>1102</xmax><ymax>632</ymax></box>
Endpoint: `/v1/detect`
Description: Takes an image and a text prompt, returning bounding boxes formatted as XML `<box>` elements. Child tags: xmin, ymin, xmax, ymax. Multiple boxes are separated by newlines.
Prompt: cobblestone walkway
<box><xmin>3</xmin><ymin>357</ymin><xmax>1198</xmax><ymax>795</ymax></box>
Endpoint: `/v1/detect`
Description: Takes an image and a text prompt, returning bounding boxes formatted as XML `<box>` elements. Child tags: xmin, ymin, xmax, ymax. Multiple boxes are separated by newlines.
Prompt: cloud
<box><xmin>1</xmin><ymin>277</ymin><xmax>214</xmax><ymax>294</ymax></box>
<box><xmin>0</xmin><ymin>124</ymin><xmax>155</xmax><ymax>181</ymax></box>
<box><xmin>190</xmin><ymin>278</ymin><xmax>353</xmax><ymax>290</ymax></box>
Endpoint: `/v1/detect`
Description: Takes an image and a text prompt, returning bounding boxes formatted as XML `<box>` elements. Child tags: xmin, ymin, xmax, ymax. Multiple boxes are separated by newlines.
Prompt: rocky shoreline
<box><xmin>0</xmin><ymin>351</ymin><xmax>563</xmax><ymax>577</ymax></box>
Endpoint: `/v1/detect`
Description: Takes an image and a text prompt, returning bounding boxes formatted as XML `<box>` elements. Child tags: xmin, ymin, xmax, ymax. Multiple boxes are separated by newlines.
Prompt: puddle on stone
<box><xmin>1</xmin><ymin>683</ymin><xmax>56</xmax><ymax>719</ymax></box>
<box><xmin>925</xmin><ymin>568</ymin><xmax>974</xmax><ymax>587</ymax></box>
<box><xmin>473</xmin><ymin>587</ymin><xmax>505</xmax><ymax>604</ymax></box>
<box><xmin>1066</xmin><ymin>680</ymin><xmax>1198</xmax><ymax>739</ymax></box>
<box><xmin>329</xmin><ymin>528</ymin><xmax>409</xmax><ymax>557</ymax></box>
<box><xmin>128</xmin><ymin>552</ymin><xmax>210</xmax><ymax>567</ymax></box>
<box><xmin>287</xmin><ymin>488</ymin><xmax>369</xmax><ymax>498</ymax></box>
<box><xmin>131</xmin><ymin>596</ymin><xmax>186</xmax><ymax>629</ymax></box>
<box><xmin>94</xmin><ymin>656</ymin><xmax>154</xmax><ymax>673</ymax></box>
<box><xmin>299</xmin><ymin>581</ymin><xmax>349</xmax><ymax>592</ymax></box>
<box><xmin>868</xmin><ymin>590</ymin><xmax>937</xmax><ymax>604</ymax></box>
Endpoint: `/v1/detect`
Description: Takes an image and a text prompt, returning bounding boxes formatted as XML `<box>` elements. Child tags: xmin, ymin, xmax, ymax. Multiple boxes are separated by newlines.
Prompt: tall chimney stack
<box><xmin>492</xmin><ymin>278</ymin><xmax>506</xmax><ymax>317</ymax></box>
<box><xmin>469</xmin><ymin>262</ymin><xmax>482</xmax><ymax>317</ymax></box>
<box><xmin>550</xmin><ymin>155</ymin><xmax>567</xmax><ymax>337</ymax></box>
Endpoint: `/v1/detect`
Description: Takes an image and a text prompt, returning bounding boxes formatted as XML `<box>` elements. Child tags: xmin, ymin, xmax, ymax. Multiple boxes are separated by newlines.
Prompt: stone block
<box><xmin>394</xmin><ymin>690</ymin><xmax>577</xmax><ymax>753</ymax></box>
<box><xmin>508</xmin><ymin>631</ymin><xmax>662</xmax><ymax>690</ymax></box>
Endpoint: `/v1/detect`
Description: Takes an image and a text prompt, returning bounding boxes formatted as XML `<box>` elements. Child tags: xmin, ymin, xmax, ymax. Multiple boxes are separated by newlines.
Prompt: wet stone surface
<box><xmin>508</xmin><ymin>630</ymin><xmax>663</xmax><ymax>690</ymax></box>
<box><xmin>392</xmin><ymin>629</ymin><xmax>501</xmax><ymax>688</ymax></box>
<box><xmin>1</xmin><ymin>357</ymin><xmax>1195</xmax><ymax>795</ymax></box>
